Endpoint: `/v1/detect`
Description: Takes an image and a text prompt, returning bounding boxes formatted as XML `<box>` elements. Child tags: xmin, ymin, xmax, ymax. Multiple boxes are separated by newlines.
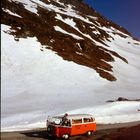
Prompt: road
<box><xmin>1</xmin><ymin>121</ymin><xmax>140</xmax><ymax>140</ymax></box>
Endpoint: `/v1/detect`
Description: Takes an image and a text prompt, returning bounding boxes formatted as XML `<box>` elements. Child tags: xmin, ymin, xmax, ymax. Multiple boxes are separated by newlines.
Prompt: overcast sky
<box><xmin>84</xmin><ymin>0</ymin><xmax>140</xmax><ymax>39</ymax></box>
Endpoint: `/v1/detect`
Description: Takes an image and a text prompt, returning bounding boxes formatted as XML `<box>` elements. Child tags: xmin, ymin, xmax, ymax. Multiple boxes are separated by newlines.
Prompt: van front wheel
<box><xmin>62</xmin><ymin>134</ymin><xmax>69</xmax><ymax>139</ymax></box>
<box><xmin>86</xmin><ymin>131</ymin><xmax>93</xmax><ymax>137</ymax></box>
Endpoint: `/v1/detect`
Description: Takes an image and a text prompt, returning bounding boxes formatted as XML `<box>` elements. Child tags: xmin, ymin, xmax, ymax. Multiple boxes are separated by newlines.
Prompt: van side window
<box><xmin>83</xmin><ymin>117</ymin><xmax>93</xmax><ymax>123</ymax></box>
<box><xmin>62</xmin><ymin>120</ymin><xmax>71</xmax><ymax>127</ymax></box>
<box><xmin>72</xmin><ymin>119</ymin><xmax>82</xmax><ymax>124</ymax></box>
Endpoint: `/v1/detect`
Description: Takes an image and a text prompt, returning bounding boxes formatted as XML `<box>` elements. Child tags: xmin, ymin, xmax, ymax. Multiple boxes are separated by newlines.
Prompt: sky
<box><xmin>84</xmin><ymin>0</ymin><xmax>140</xmax><ymax>40</ymax></box>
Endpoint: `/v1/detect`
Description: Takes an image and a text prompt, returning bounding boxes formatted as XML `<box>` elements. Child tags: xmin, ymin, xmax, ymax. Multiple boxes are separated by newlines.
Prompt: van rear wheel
<box><xmin>86</xmin><ymin>131</ymin><xmax>93</xmax><ymax>137</ymax></box>
<box><xmin>62</xmin><ymin>134</ymin><xmax>69</xmax><ymax>139</ymax></box>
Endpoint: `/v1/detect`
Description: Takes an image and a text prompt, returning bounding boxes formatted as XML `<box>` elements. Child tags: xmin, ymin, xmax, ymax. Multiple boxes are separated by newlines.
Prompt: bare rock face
<box><xmin>106</xmin><ymin>97</ymin><xmax>140</xmax><ymax>102</ymax></box>
<box><xmin>117</xmin><ymin>97</ymin><xmax>129</xmax><ymax>101</ymax></box>
<box><xmin>1</xmin><ymin>0</ymin><xmax>139</xmax><ymax>81</ymax></box>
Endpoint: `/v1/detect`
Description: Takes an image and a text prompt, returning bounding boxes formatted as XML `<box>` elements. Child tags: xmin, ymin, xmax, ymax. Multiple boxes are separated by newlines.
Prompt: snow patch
<box><xmin>2</xmin><ymin>8</ymin><xmax>22</xmax><ymax>18</ymax></box>
<box><xmin>10</xmin><ymin>0</ymin><xmax>38</xmax><ymax>15</ymax></box>
<box><xmin>55</xmin><ymin>14</ymin><xmax>76</xmax><ymax>28</ymax></box>
<box><xmin>54</xmin><ymin>25</ymin><xmax>83</xmax><ymax>40</ymax></box>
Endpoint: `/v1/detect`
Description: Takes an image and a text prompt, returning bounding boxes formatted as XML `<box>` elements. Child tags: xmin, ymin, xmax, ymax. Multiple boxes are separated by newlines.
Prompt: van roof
<box><xmin>55</xmin><ymin>114</ymin><xmax>94</xmax><ymax>120</ymax></box>
<box><xmin>67</xmin><ymin>114</ymin><xmax>94</xmax><ymax>119</ymax></box>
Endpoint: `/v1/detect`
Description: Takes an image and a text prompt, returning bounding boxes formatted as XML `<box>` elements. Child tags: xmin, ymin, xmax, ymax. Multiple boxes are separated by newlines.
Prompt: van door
<box><xmin>71</xmin><ymin>119</ymin><xmax>84</xmax><ymax>135</ymax></box>
<box><xmin>83</xmin><ymin>117</ymin><xmax>96</xmax><ymax>132</ymax></box>
<box><xmin>58</xmin><ymin>119</ymin><xmax>71</xmax><ymax>137</ymax></box>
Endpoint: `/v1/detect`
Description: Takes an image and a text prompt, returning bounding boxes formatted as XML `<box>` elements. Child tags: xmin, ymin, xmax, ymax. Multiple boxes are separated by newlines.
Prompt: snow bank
<box><xmin>2</xmin><ymin>101</ymin><xmax>140</xmax><ymax>132</ymax></box>
<box><xmin>67</xmin><ymin>101</ymin><xmax>140</xmax><ymax>124</ymax></box>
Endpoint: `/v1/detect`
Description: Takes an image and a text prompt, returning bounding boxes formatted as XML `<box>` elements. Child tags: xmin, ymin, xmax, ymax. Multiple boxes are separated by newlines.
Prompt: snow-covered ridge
<box><xmin>8</xmin><ymin>0</ymin><xmax>96</xmax><ymax>24</ymax></box>
<box><xmin>8</xmin><ymin>0</ymin><xmax>38</xmax><ymax>14</ymax></box>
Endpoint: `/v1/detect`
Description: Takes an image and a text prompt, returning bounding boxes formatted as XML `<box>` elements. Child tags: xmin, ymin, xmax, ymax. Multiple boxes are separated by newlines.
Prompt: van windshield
<box><xmin>47</xmin><ymin>116</ymin><xmax>62</xmax><ymax>125</ymax></box>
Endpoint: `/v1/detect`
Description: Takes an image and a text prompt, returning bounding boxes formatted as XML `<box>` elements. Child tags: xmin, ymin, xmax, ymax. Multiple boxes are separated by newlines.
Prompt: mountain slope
<box><xmin>1</xmin><ymin>0</ymin><xmax>140</xmax><ymax>131</ymax></box>
<box><xmin>2</xmin><ymin>0</ymin><xmax>139</xmax><ymax>81</ymax></box>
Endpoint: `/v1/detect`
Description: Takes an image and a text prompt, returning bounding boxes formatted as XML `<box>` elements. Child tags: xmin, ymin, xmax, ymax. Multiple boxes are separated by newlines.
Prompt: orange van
<box><xmin>46</xmin><ymin>114</ymin><xmax>96</xmax><ymax>139</ymax></box>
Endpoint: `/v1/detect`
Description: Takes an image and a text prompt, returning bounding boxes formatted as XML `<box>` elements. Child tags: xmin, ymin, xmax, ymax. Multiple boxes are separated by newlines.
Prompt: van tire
<box><xmin>62</xmin><ymin>134</ymin><xmax>69</xmax><ymax>139</ymax></box>
<box><xmin>86</xmin><ymin>131</ymin><xmax>93</xmax><ymax>137</ymax></box>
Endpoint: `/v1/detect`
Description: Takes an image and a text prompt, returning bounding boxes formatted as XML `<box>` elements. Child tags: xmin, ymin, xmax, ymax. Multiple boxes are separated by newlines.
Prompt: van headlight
<box><xmin>47</xmin><ymin>126</ymin><xmax>51</xmax><ymax>132</ymax></box>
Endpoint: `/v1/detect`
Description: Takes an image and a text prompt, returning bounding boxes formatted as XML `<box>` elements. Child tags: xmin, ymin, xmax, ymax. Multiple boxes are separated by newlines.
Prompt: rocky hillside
<box><xmin>2</xmin><ymin>0</ymin><xmax>140</xmax><ymax>81</ymax></box>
